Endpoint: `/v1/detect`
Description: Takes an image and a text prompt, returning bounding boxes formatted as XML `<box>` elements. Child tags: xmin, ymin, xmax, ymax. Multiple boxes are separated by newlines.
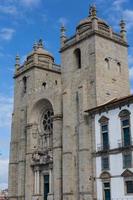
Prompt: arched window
<box><xmin>119</xmin><ymin>109</ymin><xmax>131</xmax><ymax>147</ymax></box>
<box><xmin>40</xmin><ymin>108</ymin><xmax>54</xmax><ymax>149</ymax></box>
<box><xmin>74</xmin><ymin>48</ymin><xmax>81</xmax><ymax>69</ymax></box>
<box><xmin>23</xmin><ymin>76</ymin><xmax>27</xmax><ymax>93</ymax></box>
<box><xmin>99</xmin><ymin>116</ymin><xmax>109</xmax><ymax>150</ymax></box>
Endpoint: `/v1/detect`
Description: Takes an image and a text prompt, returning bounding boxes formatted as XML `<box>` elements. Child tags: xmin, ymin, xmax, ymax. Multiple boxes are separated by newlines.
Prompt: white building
<box><xmin>87</xmin><ymin>95</ymin><xmax>133</xmax><ymax>200</ymax></box>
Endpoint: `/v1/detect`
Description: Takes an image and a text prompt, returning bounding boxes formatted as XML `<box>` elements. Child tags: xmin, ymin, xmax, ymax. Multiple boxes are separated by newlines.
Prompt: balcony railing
<box><xmin>97</xmin><ymin>144</ymin><xmax>110</xmax><ymax>152</ymax></box>
<box><xmin>118</xmin><ymin>139</ymin><xmax>133</xmax><ymax>148</ymax></box>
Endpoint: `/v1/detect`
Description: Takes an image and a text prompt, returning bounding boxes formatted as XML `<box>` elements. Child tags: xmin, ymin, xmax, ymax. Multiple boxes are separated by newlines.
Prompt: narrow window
<box><xmin>23</xmin><ymin>76</ymin><xmax>27</xmax><ymax>93</ymax></box>
<box><xmin>42</xmin><ymin>82</ymin><xmax>47</xmax><ymax>88</ymax></box>
<box><xmin>103</xmin><ymin>181</ymin><xmax>111</xmax><ymax>200</ymax></box>
<box><xmin>74</xmin><ymin>48</ymin><xmax>81</xmax><ymax>69</ymax></box>
<box><xmin>125</xmin><ymin>180</ymin><xmax>133</xmax><ymax>194</ymax></box>
<box><xmin>105</xmin><ymin>58</ymin><xmax>110</xmax><ymax>69</ymax></box>
<box><xmin>119</xmin><ymin>110</ymin><xmax>131</xmax><ymax>147</ymax></box>
<box><xmin>117</xmin><ymin>62</ymin><xmax>121</xmax><ymax>72</ymax></box>
<box><xmin>44</xmin><ymin>175</ymin><xmax>49</xmax><ymax>200</ymax></box>
<box><xmin>123</xmin><ymin>152</ymin><xmax>132</xmax><ymax>168</ymax></box>
<box><xmin>102</xmin><ymin>156</ymin><xmax>109</xmax><ymax>170</ymax></box>
<box><xmin>99</xmin><ymin>116</ymin><xmax>109</xmax><ymax>150</ymax></box>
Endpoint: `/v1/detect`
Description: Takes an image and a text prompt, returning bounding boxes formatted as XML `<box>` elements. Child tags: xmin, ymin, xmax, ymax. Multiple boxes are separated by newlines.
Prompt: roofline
<box><xmin>60</xmin><ymin>30</ymin><xmax>128</xmax><ymax>53</ymax></box>
<box><xmin>85</xmin><ymin>94</ymin><xmax>133</xmax><ymax>115</ymax></box>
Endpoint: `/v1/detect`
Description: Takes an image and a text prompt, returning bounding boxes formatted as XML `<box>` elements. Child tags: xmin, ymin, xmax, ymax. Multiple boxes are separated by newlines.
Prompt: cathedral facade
<box><xmin>8</xmin><ymin>5</ymin><xmax>130</xmax><ymax>200</ymax></box>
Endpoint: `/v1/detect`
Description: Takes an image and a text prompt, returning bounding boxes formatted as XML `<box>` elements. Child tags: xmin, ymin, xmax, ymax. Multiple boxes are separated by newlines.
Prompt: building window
<box><xmin>123</xmin><ymin>152</ymin><xmax>132</xmax><ymax>168</ymax></box>
<box><xmin>42</xmin><ymin>82</ymin><xmax>47</xmax><ymax>88</ymax></box>
<box><xmin>105</xmin><ymin>58</ymin><xmax>110</xmax><ymax>69</ymax></box>
<box><xmin>99</xmin><ymin>116</ymin><xmax>109</xmax><ymax>150</ymax></box>
<box><xmin>117</xmin><ymin>61</ymin><xmax>121</xmax><ymax>72</ymax></box>
<box><xmin>74</xmin><ymin>48</ymin><xmax>81</xmax><ymax>69</ymax></box>
<box><xmin>125</xmin><ymin>180</ymin><xmax>133</xmax><ymax>194</ymax></box>
<box><xmin>42</xmin><ymin>110</ymin><xmax>54</xmax><ymax>133</ymax></box>
<box><xmin>23</xmin><ymin>76</ymin><xmax>27</xmax><ymax>93</ymax></box>
<box><xmin>102</xmin><ymin>156</ymin><xmax>109</xmax><ymax>170</ymax></box>
<box><xmin>103</xmin><ymin>181</ymin><xmax>111</xmax><ymax>200</ymax></box>
<box><xmin>44</xmin><ymin>175</ymin><xmax>49</xmax><ymax>200</ymax></box>
<box><xmin>119</xmin><ymin>110</ymin><xmax>131</xmax><ymax>147</ymax></box>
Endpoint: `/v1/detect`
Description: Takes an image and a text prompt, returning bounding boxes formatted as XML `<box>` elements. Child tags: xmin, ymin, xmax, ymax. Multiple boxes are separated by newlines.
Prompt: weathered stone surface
<box><xmin>9</xmin><ymin>6</ymin><xmax>130</xmax><ymax>200</ymax></box>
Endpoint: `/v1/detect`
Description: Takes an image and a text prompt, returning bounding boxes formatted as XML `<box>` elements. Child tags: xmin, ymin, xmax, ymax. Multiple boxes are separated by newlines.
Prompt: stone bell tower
<box><xmin>8</xmin><ymin>40</ymin><xmax>62</xmax><ymax>200</ymax></box>
<box><xmin>8</xmin><ymin>4</ymin><xmax>130</xmax><ymax>200</ymax></box>
<box><xmin>60</xmin><ymin>5</ymin><xmax>130</xmax><ymax>200</ymax></box>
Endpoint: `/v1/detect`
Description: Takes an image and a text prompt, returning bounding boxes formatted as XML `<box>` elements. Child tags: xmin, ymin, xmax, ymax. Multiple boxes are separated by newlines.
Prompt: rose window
<box><xmin>42</xmin><ymin>110</ymin><xmax>54</xmax><ymax>133</ymax></box>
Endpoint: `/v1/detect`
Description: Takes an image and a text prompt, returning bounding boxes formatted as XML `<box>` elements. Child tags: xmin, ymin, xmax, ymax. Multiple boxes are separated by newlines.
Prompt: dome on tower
<box><xmin>27</xmin><ymin>39</ymin><xmax>54</xmax><ymax>63</ymax></box>
<box><xmin>76</xmin><ymin>5</ymin><xmax>110</xmax><ymax>31</ymax></box>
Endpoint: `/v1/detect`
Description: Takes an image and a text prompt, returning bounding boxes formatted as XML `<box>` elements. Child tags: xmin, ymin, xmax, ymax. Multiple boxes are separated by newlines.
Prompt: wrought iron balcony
<box><xmin>97</xmin><ymin>144</ymin><xmax>110</xmax><ymax>152</ymax></box>
<box><xmin>118</xmin><ymin>139</ymin><xmax>133</xmax><ymax>149</ymax></box>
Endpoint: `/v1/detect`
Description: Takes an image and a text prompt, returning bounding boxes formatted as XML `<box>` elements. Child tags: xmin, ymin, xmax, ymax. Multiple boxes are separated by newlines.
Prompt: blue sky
<box><xmin>0</xmin><ymin>0</ymin><xmax>133</xmax><ymax>190</ymax></box>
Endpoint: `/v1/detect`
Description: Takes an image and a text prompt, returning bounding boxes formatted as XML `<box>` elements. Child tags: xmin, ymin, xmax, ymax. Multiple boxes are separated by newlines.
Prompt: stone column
<box><xmin>18</xmin><ymin>108</ymin><xmax>27</xmax><ymax>200</ymax></box>
<box><xmin>8</xmin><ymin>113</ymin><xmax>18</xmax><ymax>200</ymax></box>
<box><xmin>52</xmin><ymin>114</ymin><xmax>63</xmax><ymax>200</ymax></box>
<box><xmin>25</xmin><ymin>124</ymin><xmax>35</xmax><ymax>200</ymax></box>
<box><xmin>34</xmin><ymin>167</ymin><xmax>40</xmax><ymax>195</ymax></box>
<box><xmin>76</xmin><ymin>89</ymin><xmax>93</xmax><ymax>200</ymax></box>
<box><xmin>62</xmin><ymin>90</ymin><xmax>74</xmax><ymax>200</ymax></box>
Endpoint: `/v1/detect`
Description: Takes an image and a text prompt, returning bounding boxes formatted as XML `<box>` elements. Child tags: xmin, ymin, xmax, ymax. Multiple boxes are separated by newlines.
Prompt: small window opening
<box><xmin>23</xmin><ymin>76</ymin><xmax>27</xmax><ymax>93</ymax></box>
<box><xmin>102</xmin><ymin>156</ymin><xmax>109</xmax><ymax>170</ymax></box>
<box><xmin>125</xmin><ymin>180</ymin><xmax>133</xmax><ymax>194</ymax></box>
<box><xmin>55</xmin><ymin>80</ymin><xmax>58</xmax><ymax>85</ymax></box>
<box><xmin>42</xmin><ymin>82</ymin><xmax>47</xmax><ymax>88</ymax></box>
<box><xmin>117</xmin><ymin>62</ymin><xmax>121</xmax><ymax>72</ymax></box>
<box><xmin>105</xmin><ymin>58</ymin><xmax>110</xmax><ymax>69</ymax></box>
<box><xmin>74</xmin><ymin>48</ymin><xmax>81</xmax><ymax>69</ymax></box>
<box><xmin>123</xmin><ymin>152</ymin><xmax>132</xmax><ymax>168</ymax></box>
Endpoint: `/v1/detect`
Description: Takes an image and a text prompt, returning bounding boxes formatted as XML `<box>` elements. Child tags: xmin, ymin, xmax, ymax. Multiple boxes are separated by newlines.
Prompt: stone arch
<box><xmin>30</xmin><ymin>99</ymin><xmax>54</xmax><ymax>151</ymax></box>
<box><xmin>74</xmin><ymin>48</ymin><xmax>81</xmax><ymax>69</ymax></box>
<box><xmin>30</xmin><ymin>99</ymin><xmax>53</xmax><ymax>122</ymax></box>
<box><xmin>30</xmin><ymin>99</ymin><xmax>54</xmax><ymax>134</ymax></box>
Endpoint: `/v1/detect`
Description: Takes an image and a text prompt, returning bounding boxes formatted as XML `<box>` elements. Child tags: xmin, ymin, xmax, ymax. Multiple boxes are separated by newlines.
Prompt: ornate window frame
<box><xmin>99</xmin><ymin>116</ymin><xmax>110</xmax><ymax>150</ymax></box>
<box><xmin>119</xmin><ymin>109</ymin><xmax>131</xmax><ymax>147</ymax></box>
<box><xmin>100</xmin><ymin>172</ymin><xmax>111</xmax><ymax>200</ymax></box>
<box><xmin>121</xmin><ymin>169</ymin><xmax>133</xmax><ymax>195</ymax></box>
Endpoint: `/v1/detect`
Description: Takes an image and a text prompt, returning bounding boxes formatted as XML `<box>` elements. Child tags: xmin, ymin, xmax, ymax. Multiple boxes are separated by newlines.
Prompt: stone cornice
<box><xmin>85</xmin><ymin>94</ymin><xmax>133</xmax><ymax>115</ymax></box>
<box><xmin>53</xmin><ymin>114</ymin><xmax>63</xmax><ymax>121</ymax></box>
<box><xmin>60</xmin><ymin>30</ymin><xmax>128</xmax><ymax>53</ymax></box>
<box><xmin>93</xmin><ymin>145</ymin><xmax>133</xmax><ymax>157</ymax></box>
<box><xmin>14</xmin><ymin>64</ymin><xmax>61</xmax><ymax>78</ymax></box>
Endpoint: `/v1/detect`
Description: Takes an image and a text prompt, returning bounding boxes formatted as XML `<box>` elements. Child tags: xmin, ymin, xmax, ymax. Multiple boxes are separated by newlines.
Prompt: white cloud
<box><xmin>0</xmin><ymin>28</ymin><xmax>15</xmax><ymax>41</ymax></box>
<box><xmin>123</xmin><ymin>9</ymin><xmax>133</xmax><ymax>30</ymax></box>
<box><xmin>128</xmin><ymin>54</ymin><xmax>133</xmax><ymax>66</ymax></box>
<box><xmin>0</xmin><ymin>96</ymin><xmax>13</xmax><ymax>128</ymax></box>
<box><xmin>58</xmin><ymin>17</ymin><xmax>68</xmax><ymax>26</ymax></box>
<box><xmin>21</xmin><ymin>0</ymin><xmax>41</xmax><ymax>7</ymax></box>
<box><xmin>0</xmin><ymin>159</ymin><xmax>9</xmax><ymax>190</ymax></box>
<box><xmin>129</xmin><ymin>67</ymin><xmax>133</xmax><ymax>81</ymax></box>
<box><xmin>113</xmin><ymin>0</ymin><xmax>127</xmax><ymax>10</ymax></box>
<box><xmin>0</xmin><ymin>5</ymin><xmax>17</xmax><ymax>15</ymax></box>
